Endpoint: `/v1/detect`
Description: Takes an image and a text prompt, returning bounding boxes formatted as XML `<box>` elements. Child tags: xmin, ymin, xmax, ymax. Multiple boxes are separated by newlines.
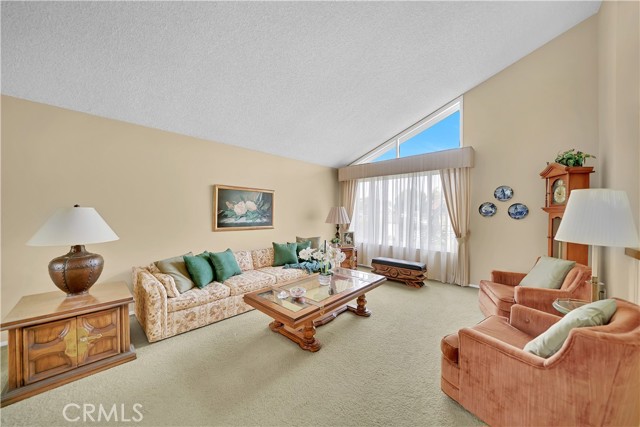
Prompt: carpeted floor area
<box><xmin>1</xmin><ymin>279</ymin><xmax>484</xmax><ymax>426</ymax></box>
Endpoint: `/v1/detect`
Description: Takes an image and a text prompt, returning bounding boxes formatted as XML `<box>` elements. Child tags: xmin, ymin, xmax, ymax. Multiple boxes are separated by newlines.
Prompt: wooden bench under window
<box><xmin>371</xmin><ymin>257</ymin><xmax>427</xmax><ymax>288</ymax></box>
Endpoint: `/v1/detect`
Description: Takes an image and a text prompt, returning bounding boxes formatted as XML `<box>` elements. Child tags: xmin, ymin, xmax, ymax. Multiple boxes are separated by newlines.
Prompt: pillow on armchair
<box><xmin>524</xmin><ymin>299</ymin><xmax>617</xmax><ymax>357</ymax></box>
<box><xmin>519</xmin><ymin>256</ymin><xmax>576</xmax><ymax>289</ymax></box>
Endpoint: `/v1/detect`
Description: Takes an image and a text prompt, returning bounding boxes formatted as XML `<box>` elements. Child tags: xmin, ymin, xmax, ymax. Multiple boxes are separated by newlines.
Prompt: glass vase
<box><xmin>318</xmin><ymin>273</ymin><xmax>332</xmax><ymax>286</ymax></box>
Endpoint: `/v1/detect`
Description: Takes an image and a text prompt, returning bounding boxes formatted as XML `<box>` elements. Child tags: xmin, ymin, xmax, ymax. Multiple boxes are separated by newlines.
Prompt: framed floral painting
<box><xmin>213</xmin><ymin>185</ymin><xmax>274</xmax><ymax>231</ymax></box>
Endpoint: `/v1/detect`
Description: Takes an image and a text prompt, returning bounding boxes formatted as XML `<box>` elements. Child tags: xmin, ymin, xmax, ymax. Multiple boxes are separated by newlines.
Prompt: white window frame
<box><xmin>352</xmin><ymin>96</ymin><xmax>463</xmax><ymax>165</ymax></box>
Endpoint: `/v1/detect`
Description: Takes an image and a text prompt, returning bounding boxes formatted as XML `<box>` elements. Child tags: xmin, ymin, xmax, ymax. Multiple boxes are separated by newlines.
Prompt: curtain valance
<box><xmin>338</xmin><ymin>146</ymin><xmax>474</xmax><ymax>182</ymax></box>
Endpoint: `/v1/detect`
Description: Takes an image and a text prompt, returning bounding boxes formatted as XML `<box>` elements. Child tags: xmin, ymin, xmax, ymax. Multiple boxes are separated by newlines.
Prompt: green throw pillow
<box><xmin>524</xmin><ymin>299</ymin><xmax>617</xmax><ymax>358</ymax></box>
<box><xmin>273</xmin><ymin>242</ymin><xmax>298</xmax><ymax>266</ymax></box>
<box><xmin>184</xmin><ymin>252</ymin><xmax>215</xmax><ymax>288</ymax></box>
<box><xmin>209</xmin><ymin>249</ymin><xmax>242</xmax><ymax>282</ymax></box>
<box><xmin>296</xmin><ymin>236</ymin><xmax>321</xmax><ymax>249</ymax></box>
<box><xmin>519</xmin><ymin>256</ymin><xmax>576</xmax><ymax>289</ymax></box>
<box><xmin>155</xmin><ymin>253</ymin><xmax>195</xmax><ymax>293</ymax></box>
<box><xmin>293</xmin><ymin>240</ymin><xmax>311</xmax><ymax>259</ymax></box>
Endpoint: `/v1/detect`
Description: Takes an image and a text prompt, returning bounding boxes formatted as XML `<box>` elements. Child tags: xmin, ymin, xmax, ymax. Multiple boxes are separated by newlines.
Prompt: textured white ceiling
<box><xmin>1</xmin><ymin>1</ymin><xmax>600</xmax><ymax>168</ymax></box>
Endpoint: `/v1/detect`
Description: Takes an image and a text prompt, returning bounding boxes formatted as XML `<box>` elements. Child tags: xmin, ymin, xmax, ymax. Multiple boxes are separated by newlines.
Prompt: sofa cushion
<box><xmin>210</xmin><ymin>249</ymin><xmax>242</xmax><ymax>282</ymax></box>
<box><xmin>252</xmin><ymin>248</ymin><xmax>274</xmax><ymax>269</ymax></box>
<box><xmin>233</xmin><ymin>250</ymin><xmax>254</xmax><ymax>272</ymax></box>
<box><xmin>224</xmin><ymin>270</ymin><xmax>276</xmax><ymax>296</ymax></box>
<box><xmin>184</xmin><ymin>252</ymin><xmax>215</xmax><ymax>288</ymax></box>
<box><xmin>519</xmin><ymin>257</ymin><xmax>576</xmax><ymax>289</ymax></box>
<box><xmin>155</xmin><ymin>253</ymin><xmax>195</xmax><ymax>293</ymax></box>
<box><xmin>273</xmin><ymin>242</ymin><xmax>298</xmax><ymax>266</ymax></box>
<box><xmin>167</xmin><ymin>282</ymin><xmax>231</xmax><ymax>313</ymax></box>
<box><xmin>297</xmin><ymin>236</ymin><xmax>321</xmax><ymax>249</ymax></box>
<box><xmin>258</xmin><ymin>266</ymin><xmax>308</xmax><ymax>282</ymax></box>
<box><xmin>472</xmin><ymin>315</ymin><xmax>534</xmax><ymax>349</ymax></box>
<box><xmin>524</xmin><ymin>299</ymin><xmax>617</xmax><ymax>358</ymax></box>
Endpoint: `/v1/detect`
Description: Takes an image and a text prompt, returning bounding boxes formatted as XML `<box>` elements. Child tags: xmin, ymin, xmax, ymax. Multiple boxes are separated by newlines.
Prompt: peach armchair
<box><xmin>441</xmin><ymin>299</ymin><xmax>640</xmax><ymax>426</ymax></box>
<box><xmin>478</xmin><ymin>261</ymin><xmax>592</xmax><ymax>319</ymax></box>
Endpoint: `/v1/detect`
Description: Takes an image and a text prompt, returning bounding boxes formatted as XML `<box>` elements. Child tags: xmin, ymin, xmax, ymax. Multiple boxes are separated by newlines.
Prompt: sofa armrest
<box><xmin>132</xmin><ymin>268</ymin><xmax>168</xmax><ymax>342</ymax></box>
<box><xmin>509</xmin><ymin>304</ymin><xmax>561</xmax><ymax>337</ymax></box>
<box><xmin>490</xmin><ymin>270</ymin><xmax>526</xmax><ymax>286</ymax></box>
<box><xmin>514</xmin><ymin>286</ymin><xmax>572</xmax><ymax>315</ymax></box>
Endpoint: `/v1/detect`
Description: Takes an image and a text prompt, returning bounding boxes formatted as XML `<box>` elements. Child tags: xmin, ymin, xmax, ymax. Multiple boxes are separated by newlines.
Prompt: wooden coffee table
<box><xmin>244</xmin><ymin>268</ymin><xmax>386</xmax><ymax>352</ymax></box>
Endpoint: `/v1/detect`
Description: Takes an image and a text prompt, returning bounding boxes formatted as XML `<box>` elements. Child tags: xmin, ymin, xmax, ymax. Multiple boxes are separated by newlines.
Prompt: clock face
<box><xmin>552</xmin><ymin>179</ymin><xmax>567</xmax><ymax>204</ymax></box>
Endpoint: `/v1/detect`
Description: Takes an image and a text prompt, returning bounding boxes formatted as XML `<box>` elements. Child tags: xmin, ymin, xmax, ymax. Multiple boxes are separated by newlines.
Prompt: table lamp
<box><xmin>554</xmin><ymin>189</ymin><xmax>639</xmax><ymax>300</ymax></box>
<box><xmin>27</xmin><ymin>205</ymin><xmax>119</xmax><ymax>296</ymax></box>
<box><xmin>325</xmin><ymin>206</ymin><xmax>350</xmax><ymax>241</ymax></box>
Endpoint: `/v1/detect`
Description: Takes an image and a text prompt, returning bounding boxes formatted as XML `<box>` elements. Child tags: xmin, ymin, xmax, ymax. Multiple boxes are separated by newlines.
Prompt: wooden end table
<box><xmin>1</xmin><ymin>282</ymin><xmax>136</xmax><ymax>407</ymax></box>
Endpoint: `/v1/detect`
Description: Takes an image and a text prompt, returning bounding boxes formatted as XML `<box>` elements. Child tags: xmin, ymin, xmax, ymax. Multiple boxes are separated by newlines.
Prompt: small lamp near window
<box><xmin>555</xmin><ymin>189</ymin><xmax>639</xmax><ymax>300</ymax></box>
<box><xmin>27</xmin><ymin>205</ymin><xmax>119</xmax><ymax>296</ymax></box>
<box><xmin>325</xmin><ymin>207</ymin><xmax>350</xmax><ymax>242</ymax></box>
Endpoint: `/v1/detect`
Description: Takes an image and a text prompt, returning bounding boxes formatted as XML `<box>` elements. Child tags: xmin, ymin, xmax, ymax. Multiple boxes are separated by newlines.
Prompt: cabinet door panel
<box><xmin>77</xmin><ymin>308</ymin><xmax>121</xmax><ymax>366</ymax></box>
<box><xmin>23</xmin><ymin>318</ymin><xmax>77</xmax><ymax>384</ymax></box>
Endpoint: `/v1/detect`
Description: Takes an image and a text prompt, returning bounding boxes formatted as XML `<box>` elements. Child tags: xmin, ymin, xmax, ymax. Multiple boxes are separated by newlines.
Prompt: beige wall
<box><xmin>1</xmin><ymin>96</ymin><xmax>338</xmax><ymax>326</ymax></box>
<box><xmin>465</xmin><ymin>16</ymin><xmax>599</xmax><ymax>285</ymax></box>
<box><xmin>597</xmin><ymin>0</ymin><xmax>640</xmax><ymax>302</ymax></box>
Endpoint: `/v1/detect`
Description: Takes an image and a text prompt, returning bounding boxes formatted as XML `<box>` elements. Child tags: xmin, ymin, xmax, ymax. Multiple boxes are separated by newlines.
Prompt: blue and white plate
<box><xmin>508</xmin><ymin>203</ymin><xmax>529</xmax><ymax>220</ymax></box>
<box><xmin>494</xmin><ymin>185</ymin><xmax>514</xmax><ymax>201</ymax></box>
<box><xmin>479</xmin><ymin>202</ymin><xmax>497</xmax><ymax>217</ymax></box>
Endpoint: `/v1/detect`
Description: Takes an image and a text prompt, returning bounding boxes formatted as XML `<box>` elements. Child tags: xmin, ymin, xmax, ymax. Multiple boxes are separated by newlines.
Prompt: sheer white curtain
<box><xmin>352</xmin><ymin>171</ymin><xmax>457</xmax><ymax>283</ymax></box>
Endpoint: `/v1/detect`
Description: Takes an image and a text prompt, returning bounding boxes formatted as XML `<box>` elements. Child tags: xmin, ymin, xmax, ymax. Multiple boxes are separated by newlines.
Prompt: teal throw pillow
<box><xmin>209</xmin><ymin>249</ymin><xmax>242</xmax><ymax>282</ymax></box>
<box><xmin>273</xmin><ymin>242</ymin><xmax>298</xmax><ymax>266</ymax></box>
<box><xmin>296</xmin><ymin>236</ymin><xmax>321</xmax><ymax>249</ymax></box>
<box><xmin>293</xmin><ymin>240</ymin><xmax>311</xmax><ymax>259</ymax></box>
<box><xmin>519</xmin><ymin>256</ymin><xmax>576</xmax><ymax>289</ymax></box>
<box><xmin>155</xmin><ymin>253</ymin><xmax>195</xmax><ymax>293</ymax></box>
<box><xmin>184</xmin><ymin>252</ymin><xmax>215</xmax><ymax>288</ymax></box>
<box><xmin>524</xmin><ymin>299</ymin><xmax>617</xmax><ymax>358</ymax></box>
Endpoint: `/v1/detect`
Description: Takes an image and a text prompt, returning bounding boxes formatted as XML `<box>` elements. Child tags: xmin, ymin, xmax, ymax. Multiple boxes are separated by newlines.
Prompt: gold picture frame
<box><xmin>213</xmin><ymin>185</ymin><xmax>274</xmax><ymax>231</ymax></box>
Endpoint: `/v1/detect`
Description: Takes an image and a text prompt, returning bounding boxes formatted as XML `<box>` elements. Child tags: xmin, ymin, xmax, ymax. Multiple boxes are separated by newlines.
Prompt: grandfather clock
<box><xmin>540</xmin><ymin>163</ymin><xmax>594</xmax><ymax>266</ymax></box>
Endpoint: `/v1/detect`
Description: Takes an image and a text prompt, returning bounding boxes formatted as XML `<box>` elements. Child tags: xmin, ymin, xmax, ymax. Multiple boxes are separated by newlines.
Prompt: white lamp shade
<box><xmin>555</xmin><ymin>189</ymin><xmax>639</xmax><ymax>248</ymax></box>
<box><xmin>27</xmin><ymin>206</ymin><xmax>119</xmax><ymax>246</ymax></box>
<box><xmin>325</xmin><ymin>206</ymin><xmax>350</xmax><ymax>225</ymax></box>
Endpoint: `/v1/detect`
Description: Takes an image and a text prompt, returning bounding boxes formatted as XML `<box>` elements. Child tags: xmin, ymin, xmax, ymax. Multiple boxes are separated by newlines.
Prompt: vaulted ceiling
<box><xmin>1</xmin><ymin>1</ymin><xmax>600</xmax><ymax>168</ymax></box>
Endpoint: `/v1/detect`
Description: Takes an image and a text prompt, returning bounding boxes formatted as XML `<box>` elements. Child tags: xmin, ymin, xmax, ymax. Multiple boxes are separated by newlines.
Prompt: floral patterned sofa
<box><xmin>132</xmin><ymin>248</ymin><xmax>308</xmax><ymax>342</ymax></box>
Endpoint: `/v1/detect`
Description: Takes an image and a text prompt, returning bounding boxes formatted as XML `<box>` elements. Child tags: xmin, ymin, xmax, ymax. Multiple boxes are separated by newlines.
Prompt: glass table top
<box><xmin>255</xmin><ymin>268</ymin><xmax>383</xmax><ymax>313</ymax></box>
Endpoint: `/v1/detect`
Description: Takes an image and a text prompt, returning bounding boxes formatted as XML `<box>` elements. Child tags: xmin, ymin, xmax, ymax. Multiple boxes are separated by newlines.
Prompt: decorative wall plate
<box><xmin>479</xmin><ymin>202</ymin><xmax>497</xmax><ymax>217</ymax></box>
<box><xmin>494</xmin><ymin>185</ymin><xmax>514</xmax><ymax>201</ymax></box>
<box><xmin>508</xmin><ymin>203</ymin><xmax>529</xmax><ymax>220</ymax></box>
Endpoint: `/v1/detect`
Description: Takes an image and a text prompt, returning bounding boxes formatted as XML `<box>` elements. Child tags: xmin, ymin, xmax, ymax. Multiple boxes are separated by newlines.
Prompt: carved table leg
<box><xmin>269</xmin><ymin>320</ymin><xmax>284</xmax><ymax>332</ymax></box>
<box><xmin>300</xmin><ymin>323</ymin><xmax>321</xmax><ymax>352</ymax></box>
<box><xmin>347</xmin><ymin>294</ymin><xmax>372</xmax><ymax>317</ymax></box>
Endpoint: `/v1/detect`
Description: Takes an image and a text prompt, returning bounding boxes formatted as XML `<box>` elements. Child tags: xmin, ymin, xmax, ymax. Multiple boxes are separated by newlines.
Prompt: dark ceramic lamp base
<box><xmin>48</xmin><ymin>245</ymin><xmax>104</xmax><ymax>296</ymax></box>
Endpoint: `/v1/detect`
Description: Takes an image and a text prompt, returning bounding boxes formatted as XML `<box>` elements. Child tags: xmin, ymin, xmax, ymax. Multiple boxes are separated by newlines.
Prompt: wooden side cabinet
<box><xmin>1</xmin><ymin>282</ymin><xmax>136</xmax><ymax>407</ymax></box>
<box><xmin>340</xmin><ymin>246</ymin><xmax>358</xmax><ymax>270</ymax></box>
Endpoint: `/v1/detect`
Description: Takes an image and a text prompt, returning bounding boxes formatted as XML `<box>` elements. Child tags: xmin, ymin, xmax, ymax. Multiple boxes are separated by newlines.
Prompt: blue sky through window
<box><xmin>371</xmin><ymin>110</ymin><xmax>460</xmax><ymax>163</ymax></box>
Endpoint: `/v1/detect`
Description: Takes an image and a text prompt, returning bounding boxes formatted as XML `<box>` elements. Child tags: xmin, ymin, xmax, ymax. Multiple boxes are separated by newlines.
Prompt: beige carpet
<box><xmin>1</xmin><ymin>279</ymin><xmax>484</xmax><ymax>427</ymax></box>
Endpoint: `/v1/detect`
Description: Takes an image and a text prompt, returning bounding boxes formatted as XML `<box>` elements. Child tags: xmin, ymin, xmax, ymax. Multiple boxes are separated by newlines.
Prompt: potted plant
<box><xmin>554</xmin><ymin>149</ymin><xmax>596</xmax><ymax>167</ymax></box>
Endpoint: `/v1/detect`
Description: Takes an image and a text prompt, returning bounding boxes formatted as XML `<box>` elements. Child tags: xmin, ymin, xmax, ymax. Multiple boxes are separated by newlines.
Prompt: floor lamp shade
<box><xmin>325</xmin><ymin>206</ymin><xmax>350</xmax><ymax>240</ymax></box>
<box><xmin>27</xmin><ymin>206</ymin><xmax>119</xmax><ymax>296</ymax></box>
<box><xmin>555</xmin><ymin>189</ymin><xmax>639</xmax><ymax>248</ymax></box>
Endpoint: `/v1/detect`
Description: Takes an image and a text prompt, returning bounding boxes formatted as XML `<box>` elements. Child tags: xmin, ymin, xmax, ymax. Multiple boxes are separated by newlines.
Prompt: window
<box><xmin>355</xmin><ymin>97</ymin><xmax>462</xmax><ymax>164</ymax></box>
<box><xmin>352</xmin><ymin>171</ymin><xmax>457</xmax><ymax>283</ymax></box>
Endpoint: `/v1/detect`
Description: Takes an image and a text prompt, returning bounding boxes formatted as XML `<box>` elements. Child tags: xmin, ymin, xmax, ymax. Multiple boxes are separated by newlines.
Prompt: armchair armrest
<box><xmin>514</xmin><ymin>286</ymin><xmax>571</xmax><ymax>315</ymax></box>
<box><xmin>490</xmin><ymin>270</ymin><xmax>527</xmax><ymax>286</ymax></box>
<box><xmin>458</xmin><ymin>326</ymin><xmax>545</xmax><ymax>368</ymax></box>
<box><xmin>510</xmin><ymin>304</ymin><xmax>561</xmax><ymax>337</ymax></box>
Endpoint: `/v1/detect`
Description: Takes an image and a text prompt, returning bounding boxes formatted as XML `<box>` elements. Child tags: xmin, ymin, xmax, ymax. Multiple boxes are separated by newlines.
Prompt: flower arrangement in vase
<box><xmin>298</xmin><ymin>241</ymin><xmax>346</xmax><ymax>285</ymax></box>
